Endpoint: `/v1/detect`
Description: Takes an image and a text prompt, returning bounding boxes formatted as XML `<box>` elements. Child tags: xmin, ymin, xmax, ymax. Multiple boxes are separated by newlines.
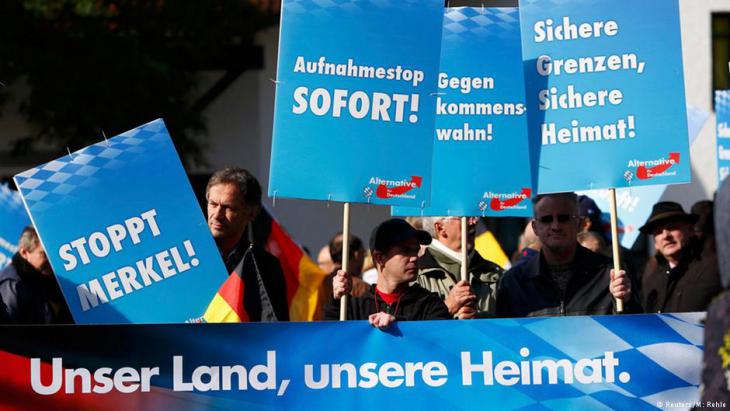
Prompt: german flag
<box><xmin>204</xmin><ymin>206</ymin><xmax>327</xmax><ymax>322</ymax></box>
<box><xmin>258</xmin><ymin>206</ymin><xmax>328</xmax><ymax>321</ymax></box>
<box><xmin>203</xmin><ymin>252</ymin><xmax>251</xmax><ymax>322</ymax></box>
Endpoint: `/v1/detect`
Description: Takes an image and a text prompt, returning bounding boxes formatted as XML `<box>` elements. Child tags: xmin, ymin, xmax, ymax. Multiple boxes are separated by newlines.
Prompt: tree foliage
<box><xmin>1</xmin><ymin>0</ymin><xmax>276</xmax><ymax>166</ymax></box>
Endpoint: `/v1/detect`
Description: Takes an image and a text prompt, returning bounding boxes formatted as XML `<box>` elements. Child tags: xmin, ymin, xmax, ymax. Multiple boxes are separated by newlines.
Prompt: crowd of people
<box><xmin>1</xmin><ymin>167</ymin><xmax>727</xmax><ymax>326</ymax></box>
<box><xmin>2</xmin><ymin>166</ymin><xmax>728</xmax><ymax>399</ymax></box>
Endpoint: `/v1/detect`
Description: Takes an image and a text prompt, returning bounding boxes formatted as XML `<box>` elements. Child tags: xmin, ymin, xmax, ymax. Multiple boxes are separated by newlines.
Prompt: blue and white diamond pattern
<box><xmin>0</xmin><ymin>184</ymin><xmax>25</xmax><ymax>213</ymax></box>
<box><xmin>14</xmin><ymin>119</ymin><xmax>168</xmax><ymax>214</ymax></box>
<box><xmin>504</xmin><ymin>313</ymin><xmax>703</xmax><ymax>409</ymax></box>
<box><xmin>716</xmin><ymin>90</ymin><xmax>730</xmax><ymax>120</ymax></box>
<box><xmin>284</xmin><ymin>0</ymin><xmax>423</xmax><ymax>17</ymax></box>
<box><xmin>444</xmin><ymin>7</ymin><xmax>520</xmax><ymax>42</ymax></box>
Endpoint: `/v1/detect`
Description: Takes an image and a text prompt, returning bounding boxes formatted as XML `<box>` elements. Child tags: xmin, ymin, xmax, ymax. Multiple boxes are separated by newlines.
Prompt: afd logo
<box><xmin>627</xmin><ymin>152</ymin><xmax>680</xmax><ymax>180</ymax></box>
<box><xmin>480</xmin><ymin>188</ymin><xmax>532</xmax><ymax>211</ymax></box>
<box><xmin>366</xmin><ymin>176</ymin><xmax>422</xmax><ymax>200</ymax></box>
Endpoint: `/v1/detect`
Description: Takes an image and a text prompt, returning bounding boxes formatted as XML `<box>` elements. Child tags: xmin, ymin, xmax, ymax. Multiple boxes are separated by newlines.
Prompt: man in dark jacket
<box><xmin>0</xmin><ymin>227</ymin><xmax>72</xmax><ymax>324</ymax></box>
<box><xmin>206</xmin><ymin>167</ymin><xmax>289</xmax><ymax>321</ymax></box>
<box><xmin>325</xmin><ymin>219</ymin><xmax>450</xmax><ymax>328</ymax></box>
<box><xmin>496</xmin><ymin>192</ymin><xmax>638</xmax><ymax>317</ymax></box>
<box><xmin>639</xmin><ymin>201</ymin><xmax>721</xmax><ymax>313</ymax></box>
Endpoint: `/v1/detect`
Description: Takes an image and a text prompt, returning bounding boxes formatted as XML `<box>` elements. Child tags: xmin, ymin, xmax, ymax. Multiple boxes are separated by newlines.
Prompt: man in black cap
<box><xmin>325</xmin><ymin>218</ymin><xmax>450</xmax><ymax>328</ymax></box>
<box><xmin>639</xmin><ymin>201</ymin><xmax>721</xmax><ymax>313</ymax></box>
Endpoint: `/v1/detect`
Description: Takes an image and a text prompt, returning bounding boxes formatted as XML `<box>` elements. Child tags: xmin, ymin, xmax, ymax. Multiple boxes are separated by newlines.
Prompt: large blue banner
<box><xmin>393</xmin><ymin>7</ymin><xmax>533</xmax><ymax>218</ymax></box>
<box><xmin>13</xmin><ymin>119</ymin><xmax>228</xmax><ymax>324</ymax></box>
<box><xmin>716</xmin><ymin>90</ymin><xmax>730</xmax><ymax>187</ymax></box>
<box><xmin>0</xmin><ymin>184</ymin><xmax>31</xmax><ymax>269</ymax></box>
<box><xmin>520</xmin><ymin>0</ymin><xmax>689</xmax><ymax>193</ymax></box>
<box><xmin>268</xmin><ymin>0</ymin><xmax>444</xmax><ymax>206</ymax></box>
<box><xmin>0</xmin><ymin>313</ymin><xmax>705</xmax><ymax>409</ymax></box>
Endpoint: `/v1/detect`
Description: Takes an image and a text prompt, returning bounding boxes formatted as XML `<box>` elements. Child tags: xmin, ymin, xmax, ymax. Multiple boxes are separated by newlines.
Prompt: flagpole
<box><xmin>608</xmin><ymin>188</ymin><xmax>624</xmax><ymax>313</ymax></box>
<box><xmin>339</xmin><ymin>202</ymin><xmax>351</xmax><ymax>321</ymax></box>
<box><xmin>460</xmin><ymin>217</ymin><xmax>468</xmax><ymax>282</ymax></box>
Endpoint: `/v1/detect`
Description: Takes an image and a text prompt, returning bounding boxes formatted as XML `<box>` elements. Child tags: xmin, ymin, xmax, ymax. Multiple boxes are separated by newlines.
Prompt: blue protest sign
<box><xmin>577</xmin><ymin>104</ymin><xmax>709</xmax><ymax>248</ymax></box>
<box><xmin>268</xmin><ymin>0</ymin><xmax>444</xmax><ymax>206</ymax></box>
<box><xmin>0</xmin><ymin>184</ymin><xmax>30</xmax><ymax>269</ymax></box>
<box><xmin>520</xmin><ymin>0</ymin><xmax>689</xmax><ymax>193</ymax></box>
<box><xmin>393</xmin><ymin>7</ymin><xmax>532</xmax><ymax>218</ymax></box>
<box><xmin>13</xmin><ymin>119</ymin><xmax>228</xmax><ymax>324</ymax></box>
<box><xmin>0</xmin><ymin>313</ymin><xmax>704</xmax><ymax>408</ymax></box>
<box><xmin>716</xmin><ymin>90</ymin><xmax>730</xmax><ymax>186</ymax></box>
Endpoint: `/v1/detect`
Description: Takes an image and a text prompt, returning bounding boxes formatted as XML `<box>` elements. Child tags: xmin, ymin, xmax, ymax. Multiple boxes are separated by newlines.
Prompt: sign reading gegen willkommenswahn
<box><xmin>13</xmin><ymin>119</ymin><xmax>228</xmax><ymax>324</ymax></box>
<box><xmin>0</xmin><ymin>314</ymin><xmax>705</xmax><ymax>409</ymax></box>
<box><xmin>0</xmin><ymin>184</ymin><xmax>31</xmax><ymax>269</ymax></box>
<box><xmin>394</xmin><ymin>7</ymin><xmax>533</xmax><ymax>218</ymax></box>
<box><xmin>716</xmin><ymin>90</ymin><xmax>730</xmax><ymax>186</ymax></box>
<box><xmin>520</xmin><ymin>0</ymin><xmax>689</xmax><ymax>193</ymax></box>
<box><xmin>268</xmin><ymin>0</ymin><xmax>443</xmax><ymax>206</ymax></box>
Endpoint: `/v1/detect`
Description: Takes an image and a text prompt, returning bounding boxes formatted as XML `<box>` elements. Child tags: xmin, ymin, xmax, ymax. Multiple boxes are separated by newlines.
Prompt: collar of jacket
<box><xmin>524</xmin><ymin>244</ymin><xmax>601</xmax><ymax>279</ymax></box>
<box><xmin>11</xmin><ymin>252</ymin><xmax>44</xmax><ymax>284</ymax></box>
<box><xmin>366</xmin><ymin>283</ymin><xmax>426</xmax><ymax>303</ymax></box>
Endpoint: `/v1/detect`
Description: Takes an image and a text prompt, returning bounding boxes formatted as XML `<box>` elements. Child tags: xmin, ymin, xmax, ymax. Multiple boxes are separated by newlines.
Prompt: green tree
<box><xmin>1</xmin><ymin>0</ymin><xmax>276</xmax><ymax>166</ymax></box>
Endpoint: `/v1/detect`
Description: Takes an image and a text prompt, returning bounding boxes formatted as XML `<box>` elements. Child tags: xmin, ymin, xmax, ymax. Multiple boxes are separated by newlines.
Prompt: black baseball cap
<box><xmin>369</xmin><ymin>218</ymin><xmax>431</xmax><ymax>253</ymax></box>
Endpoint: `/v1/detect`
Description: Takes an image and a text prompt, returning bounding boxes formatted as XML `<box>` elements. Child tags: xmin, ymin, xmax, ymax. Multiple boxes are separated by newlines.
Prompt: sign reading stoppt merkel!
<box><xmin>13</xmin><ymin>119</ymin><xmax>228</xmax><ymax>324</ymax></box>
<box><xmin>0</xmin><ymin>184</ymin><xmax>31</xmax><ymax>269</ymax></box>
<box><xmin>520</xmin><ymin>0</ymin><xmax>689</xmax><ymax>193</ymax></box>
<box><xmin>395</xmin><ymin>7</ymin><xmax>533</xmax><ymax>218</ymax></box>
<box><xmin>269</xmin><ymin>0</ymin><xmax>444</xmax><ymax>206</ymax></box>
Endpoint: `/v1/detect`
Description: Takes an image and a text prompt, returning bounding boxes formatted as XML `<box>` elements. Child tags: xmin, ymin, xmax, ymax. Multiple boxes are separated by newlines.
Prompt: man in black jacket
<box><xmin>0</xmin><ymin>227</ymin><xmax>72</xmax><ymax>324</ymax></box>
<box><xmin>326</xmin><ymin>219</ymin><xmax>450</xmax><ymax>328</ymax></box>
<box><xmin>206</xmin><ymin>167</ymin><xmax>288</xmax><ymax>321</ymax></box>
<box><xmin>496</xmin><ymin>192</ymin><xmax>638</xmax><ymax>317</ymax></box>
<box><xmin>639</xmin><ymin>201</ymin><xmax>721</xmax><ymax>313</ymax></box>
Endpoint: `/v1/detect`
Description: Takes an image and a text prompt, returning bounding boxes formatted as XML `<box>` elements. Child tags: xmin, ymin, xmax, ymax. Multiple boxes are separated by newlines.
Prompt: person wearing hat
<box><xmin>639</xmin><ymin>201</ymin><xmax>721</xmax><ymax>313</ymax></box>
<box><xmin>324</xmin><ymin>218</ymin><xmax>451</xmax><ymax>328</ymax></box>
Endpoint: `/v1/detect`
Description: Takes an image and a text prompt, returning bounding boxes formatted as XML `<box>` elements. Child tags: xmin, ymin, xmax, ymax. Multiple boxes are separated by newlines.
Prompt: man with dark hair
<box><xmin>0</xmin><ymin>227</ymin><xmax>72</xmax><ymax>324</ymax></box>
<box><xmin>496</xmin><ymin>192</ymin><xmax>638</xmax><ymax>317</ymax></box>
<box><xmin>325</xmin><ymin>218</ymin><xmax>450</xmax><ymax>328</ymax></box>
<box><xmin>206</xmin><ymin>167</ymin><xmax>288</xmax><ymax>321</ymax></box>
<box><xmin>639</xmin><ymin>201</ymin><xmax>721</xmax><ymax>313</ymax></box>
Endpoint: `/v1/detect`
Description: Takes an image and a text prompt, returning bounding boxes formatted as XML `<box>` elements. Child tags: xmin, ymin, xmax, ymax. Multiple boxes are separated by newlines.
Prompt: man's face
<box><xmin>207</xmin><ymin>183</ymin><xmax>254</xmax><ymax>245</ymax></box>
<box><xmin>436</xmin><ymin>217</ymin><xmax>477</xmax><ymax>252</ymax></box>
<box><xmin>375</xmin><ymin>236</ymin><xmax>421</xmax><ymax>285</ymax></box>
<box><xmin>652</xmin><ymin>220</ymin><xmax>691</xmax><ymax>262</ymax></box>
<box><xmin>532</xmin><ymin>196</ymin><xmax>580</xmax><ymax>254</ymax></box>
<box><xmin>20</xmin><ymin>243</ymin><xmax>52</xmax><ymax>276</ymax></box>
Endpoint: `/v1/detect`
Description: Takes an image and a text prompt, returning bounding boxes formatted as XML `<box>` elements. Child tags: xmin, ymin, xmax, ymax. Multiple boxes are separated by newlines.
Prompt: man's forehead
<box><xmin>535</xmin><ymin>196</ymin><xmax>577</xmax><ymax>214</ymax></box>
<box><xmin>653</xmin><ymin>218</ymin><xmax>691</xmax><ymax>232</ymax></box>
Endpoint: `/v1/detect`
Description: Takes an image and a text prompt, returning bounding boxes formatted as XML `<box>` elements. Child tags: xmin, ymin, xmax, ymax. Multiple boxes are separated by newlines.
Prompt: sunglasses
<box><xmin>536</xmin><ymin>214</ymin><xmax>577</xmax><ymax>224</ymax></box>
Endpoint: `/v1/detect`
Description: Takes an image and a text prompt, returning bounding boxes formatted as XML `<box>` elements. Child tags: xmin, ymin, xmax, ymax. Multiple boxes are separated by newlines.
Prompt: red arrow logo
<box><xmin>490</xmin><ymin>188</ymin><xmax>532</xmax><ymax>211</ymax></box>
<box><xmin>375</xmin><ymin>176</ymin><xmax>422</xmax><ymax>199</ymax></box>
<box><xmin>636</xmin><ymin>152</ymin><xmax>680</xmax><ymax>180</ymax></box>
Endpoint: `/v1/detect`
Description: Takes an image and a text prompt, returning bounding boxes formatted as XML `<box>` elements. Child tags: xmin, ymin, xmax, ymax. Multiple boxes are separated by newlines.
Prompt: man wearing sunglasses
<box><xmin>496</xmin><ymin>192</ymin><xmax>639</xmax><ymax>317</ymax></box>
